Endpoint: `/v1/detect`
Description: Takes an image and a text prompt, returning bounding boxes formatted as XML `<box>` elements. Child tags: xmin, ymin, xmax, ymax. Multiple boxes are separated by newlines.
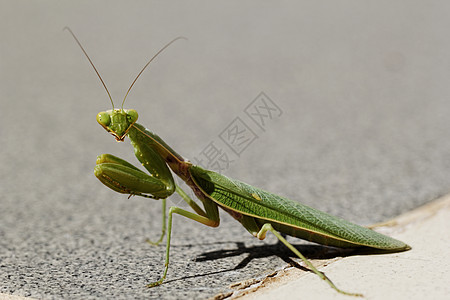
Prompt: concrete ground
<box><xmin>2</xmin><ymin>196</ymin><xmax>448</xmax><ymax>300</ymax></box>
<box><xmin>1</xmin><ymin>1</ymin><xmax>450</xmax><ymax>300</ymax></box>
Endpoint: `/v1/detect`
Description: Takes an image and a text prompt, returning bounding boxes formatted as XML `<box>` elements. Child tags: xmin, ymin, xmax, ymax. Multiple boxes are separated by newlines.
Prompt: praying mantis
<box><xmin>66</xmin><ymin>28</ymin><xmax>410</xmax><ymax>297</ymax></box>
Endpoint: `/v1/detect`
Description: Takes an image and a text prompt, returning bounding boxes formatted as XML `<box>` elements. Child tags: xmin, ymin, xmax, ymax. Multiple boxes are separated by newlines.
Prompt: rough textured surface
<box><xmin>1</xmin><ymin>1</ymin><xmax>450</xmax><ymax>299</ymax></box>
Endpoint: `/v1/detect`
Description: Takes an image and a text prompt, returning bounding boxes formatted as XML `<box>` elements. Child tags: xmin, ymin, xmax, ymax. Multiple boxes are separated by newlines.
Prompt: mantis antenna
<box><xmin>121</xmin><ymin>36</ymin><xmax>187</xmax><ymax>109</ymax></box>
<box><xmin>65</xmin><ymin>27</ymin><xmax>186</xmax><ymax>111</ymax></box>
<box><xmin>64</xmin><ymin>27</ymin><xmax>115</xmax><ymax>109</ymax></box>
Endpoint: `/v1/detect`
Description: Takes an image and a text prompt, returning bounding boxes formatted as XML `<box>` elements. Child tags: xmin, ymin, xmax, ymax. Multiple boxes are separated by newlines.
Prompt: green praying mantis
<box><xmin>66</xmin><ymin>28</ymin><xmax>410</xmax><ymax>297</ymax></box>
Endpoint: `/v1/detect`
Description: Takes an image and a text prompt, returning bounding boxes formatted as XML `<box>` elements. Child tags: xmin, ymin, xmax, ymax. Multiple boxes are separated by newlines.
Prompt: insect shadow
<box><xmin>163</xmin><ymin>239</ymin><xmax>367</xmax><ymax>284</ymax></box>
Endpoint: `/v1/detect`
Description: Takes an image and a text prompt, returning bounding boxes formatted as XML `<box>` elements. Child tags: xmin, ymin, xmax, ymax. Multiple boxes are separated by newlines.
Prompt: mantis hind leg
<box><xmin>257</xmin><ymin>223</ymin><xmax>363</xmax><ymax>297</ymax></box>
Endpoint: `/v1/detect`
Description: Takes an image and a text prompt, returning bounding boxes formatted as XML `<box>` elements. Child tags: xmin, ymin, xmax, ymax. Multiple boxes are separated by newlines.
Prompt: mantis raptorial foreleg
<box><xmin>95</xmin><ymin>154</ymin><xmax>170</xmax><ymax>199</ymax></box>
<box><xmin>257</xmin><ymin>224</ymin><xmax>363</xmax><ymax>297</ymax></box>
<box><xmin>96</xmin><ymin>152</ymin><xmax>221</xmax><ymax>287</ymax></box>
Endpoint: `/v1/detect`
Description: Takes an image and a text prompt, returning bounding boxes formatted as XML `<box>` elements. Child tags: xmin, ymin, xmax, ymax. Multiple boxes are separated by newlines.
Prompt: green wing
<box><xmin>190</xmin><ymin>166</ymin><xmax>409</xmax><ymax>251</ymax></box>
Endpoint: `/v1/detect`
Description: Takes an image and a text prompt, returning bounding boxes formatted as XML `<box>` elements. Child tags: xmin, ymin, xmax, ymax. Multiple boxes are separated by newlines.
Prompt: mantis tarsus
<box><xmin>66</xmin><ymin>28</ymin><xmax>411</xmax><ymax>297</ymax></box>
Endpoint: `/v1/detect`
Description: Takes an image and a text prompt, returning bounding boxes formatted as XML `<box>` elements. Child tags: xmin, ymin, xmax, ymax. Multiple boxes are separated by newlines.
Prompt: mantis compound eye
<box><xmin>96</xmin><ymin>111</ymin><xmax>111</xmax><ymax>126</ymax></box>
<box><xmin>126</xmin><ymin>109</ymin><xmax>138</xmax><ymax>124</ymax></box>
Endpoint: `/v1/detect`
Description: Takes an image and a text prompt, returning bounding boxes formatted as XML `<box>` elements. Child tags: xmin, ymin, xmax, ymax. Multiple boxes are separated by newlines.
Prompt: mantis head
<box><xmin>65</xmin><ymin>27</ymin><xmax>185</xmax><ymax>141</ymax></box>
<box><xmin>96</xmin><ymin>109</ymin><xmax>138</xmax><ymax>142</ymax></box>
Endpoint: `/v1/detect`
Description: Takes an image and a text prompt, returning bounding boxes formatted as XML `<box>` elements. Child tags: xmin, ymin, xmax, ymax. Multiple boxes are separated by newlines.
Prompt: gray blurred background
<box><xmin>1</xmin><ymin>1</ymin><xmax>449</xmax><ymax>299</ymax></box>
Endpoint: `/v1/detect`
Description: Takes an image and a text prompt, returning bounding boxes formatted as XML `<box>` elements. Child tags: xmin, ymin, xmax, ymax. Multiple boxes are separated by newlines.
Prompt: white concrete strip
<box><xmin>232</xmin><ymin>195</ymin><xmax>450</xmax><ymax>300</ymax></box>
